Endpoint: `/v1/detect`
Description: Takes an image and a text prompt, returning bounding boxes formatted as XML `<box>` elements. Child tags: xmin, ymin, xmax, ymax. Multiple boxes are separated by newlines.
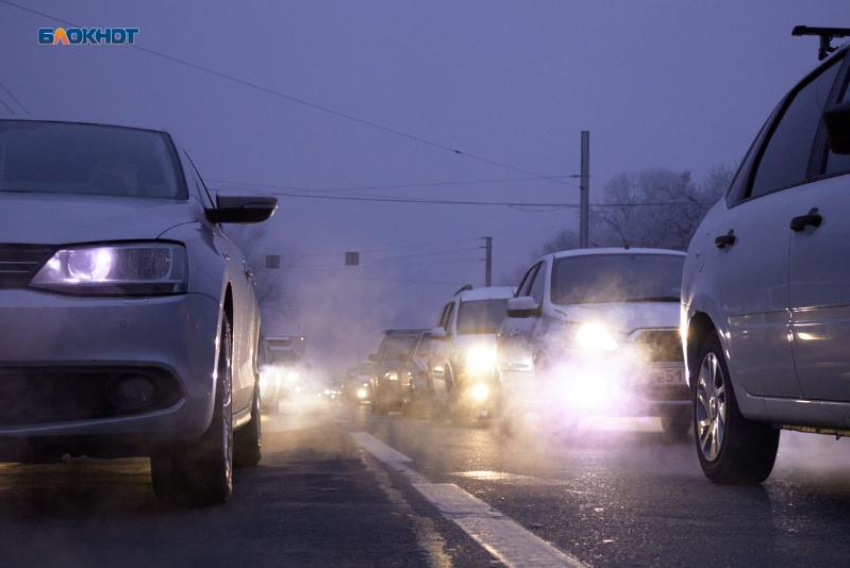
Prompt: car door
<box><xmin>430</xmin><ymin>302</ymin><xmax>455</xmax><ymax>400</ymax></box>
<box><xmin>498</xmin><ymin>262</ymin><xmax>543</xmax><ymax>379</ymax></box>
<box><xmin>788</xmin><ymin>54</ymin><xmax>850</xmax><ymax>401</ymax></box>
<box><xmin>714</xmin><ymin>58</ymin><xmax>843</xmax><ymax>399</ymax></box>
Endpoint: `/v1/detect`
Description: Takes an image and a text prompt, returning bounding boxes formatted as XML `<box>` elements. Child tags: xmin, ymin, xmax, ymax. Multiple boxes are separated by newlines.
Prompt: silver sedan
<box><xmin>0</xmin><ymin>119</ymin><xmax>277</xmax><ymax>505</ymax></box>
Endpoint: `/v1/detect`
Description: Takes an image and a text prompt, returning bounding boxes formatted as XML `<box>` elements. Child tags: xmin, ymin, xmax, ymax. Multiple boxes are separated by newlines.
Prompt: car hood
<box><xmin>453</xmin><ymin>334</ymin><xmax>498</xmax><ymax>351</ymax></box>
<box><xmin>0</xmin><ymin>193</ymin><xmax>200</xmax><ymax>244</ymax></box>
<box><xmin>554</xmin><ymin>301</ymin><xmax>680</xmax><ymax>333</ymax></box>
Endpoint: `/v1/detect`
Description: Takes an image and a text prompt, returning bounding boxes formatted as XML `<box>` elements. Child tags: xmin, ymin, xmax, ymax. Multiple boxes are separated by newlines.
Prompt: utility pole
<box><xmin>579</xmin><ymin>130</ymin><xmax>590</xmax><ymax>248</ymax></box>
<box><xmin>483</xmin><ymin>236</ymin><xmax>492</xmax><ymax>287</ymax></box>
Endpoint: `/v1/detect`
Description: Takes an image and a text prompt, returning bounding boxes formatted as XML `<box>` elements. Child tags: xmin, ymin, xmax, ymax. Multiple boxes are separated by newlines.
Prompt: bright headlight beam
<box><xmin>469</xmin><ymin>383</ymin><xmax>490</xmax><ymax>403</ymax></box>
<box><xmin>574</xmin><ymin>322</ymin><xmax>619</xmax><ymax>352</ymax></box>
<box><xmin>465</xmin><ymin>345</ymin><xmax>497</xmax><ymax>376</ymax></box>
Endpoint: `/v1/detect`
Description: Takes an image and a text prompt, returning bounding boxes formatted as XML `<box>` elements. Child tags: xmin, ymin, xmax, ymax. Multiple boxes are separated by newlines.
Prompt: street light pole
<box><xmin>484</xmin><ymin>236</ymin><xmax>492</xmax><ymax>286</ymax></box>
<box><xmin>579</xmin><ymin>130</ymin><xmax>590</xmax><ymax>248</ymax></box>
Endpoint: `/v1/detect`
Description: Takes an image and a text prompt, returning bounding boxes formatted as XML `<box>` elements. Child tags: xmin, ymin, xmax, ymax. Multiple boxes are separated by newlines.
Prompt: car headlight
<box><xmin>465</xmin><ymin>345</ymin><xmax>497</xmax><ymax>376</ymax></box>
<box><xmin>356</xmin><ymin>387</ymin><xmax>368</xmax><ymax>400</ymax></box>
<box><xmin>385</xmin><ymin>372</ymin><xmax>399</xmax><ymax>381</ymax></box>
<box><xmin>573</xmin><ymin>322</ymin><xmax>619</xmax><ymax>352</ymax></box>
<box><xmin>469</xmin><ymin>383</ymin><xmax>490</xmax><ymax>403</ymax></box>
<box><xmin>30</xmin><ymin>243</ymin><xmax>187</xmax><ymax>296</ymax></box>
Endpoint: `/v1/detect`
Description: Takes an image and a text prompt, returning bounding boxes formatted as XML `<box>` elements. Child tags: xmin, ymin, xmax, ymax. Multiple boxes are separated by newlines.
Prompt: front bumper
<box><xmin>502</xmin><ymin>353</ymin><xmax>689</xmax><ymax>418</ymax></box>
<box><xmin>0</xmin><ymin>289</ymin><xmax>220</xmax><ymax>451</ymax></box>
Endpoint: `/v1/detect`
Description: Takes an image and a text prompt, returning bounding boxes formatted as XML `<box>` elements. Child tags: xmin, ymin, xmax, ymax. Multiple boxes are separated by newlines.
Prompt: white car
<box><xmin>0</xmin><ymin>119</ymin><xmax>276</xmax><ymax>505</ymax></box>
<box><xmin>682</xmin><ymin>42</ymin><xmax>850</xmax><ymax>483</ymax></box>
<box><xmin>429</xmin><ymin>285</ymin><xmax>515</xmax><ymax>421</ymax></box>
<box><xmin>499</xmin><ymin>249</ymin><xmax>690</xmax><ymax>437</ymax></box>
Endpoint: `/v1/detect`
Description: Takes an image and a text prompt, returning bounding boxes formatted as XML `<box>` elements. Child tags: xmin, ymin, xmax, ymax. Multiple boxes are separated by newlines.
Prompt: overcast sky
<box><xmin>1</xmin><ymin>0</ymin><xmax>847</xmax><ymax>367</ymax></box>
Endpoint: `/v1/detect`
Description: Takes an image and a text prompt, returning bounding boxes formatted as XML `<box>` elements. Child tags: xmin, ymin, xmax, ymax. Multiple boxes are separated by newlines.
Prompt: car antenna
<box><xmin>453</xmin><ymin>284</ymin><xmax>473</xmax><ymax>296</ymax></box>
<box><xmin>792</xmin><ymin>26</ymin><xmax>850</xmax><ymax>61</ymax></box>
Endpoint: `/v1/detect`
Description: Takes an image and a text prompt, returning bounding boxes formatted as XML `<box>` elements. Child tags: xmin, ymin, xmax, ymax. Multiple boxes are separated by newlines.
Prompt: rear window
<box><xmin>0</xmin><ymin>120</ymin><xmax>185</xmax><ymax>200</ymax></box>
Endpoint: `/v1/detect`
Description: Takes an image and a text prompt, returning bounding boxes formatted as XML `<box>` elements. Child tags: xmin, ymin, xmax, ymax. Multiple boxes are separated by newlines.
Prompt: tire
<box><xmin>151</xmin><ymin>317</ymin><xmax>234</xmax><ymax>506</ymax></box>
<box><xmin>234</xmin><ymin>381</ymin><xmax>262</xmax><ymax>468</ymax></box>
<box><xmin>694</xmin><ymin>332</ymin><xmax>779</xmax><ymax>485</ymax></box>
<box><xmin>661</xmin><ymin>409</ymin><xmax>692</xmax><ymax>442</ymax></box>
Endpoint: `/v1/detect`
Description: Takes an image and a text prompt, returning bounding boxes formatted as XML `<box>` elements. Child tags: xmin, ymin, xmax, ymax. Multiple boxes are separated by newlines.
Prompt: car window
<box><xmin>749</xmin><ymin>59</ymin><xmax>842</xmax><ymax>199</ymax></box>
<box><xmin>528</xmin><ymin>263</ymin><xmax>546</xmax><ymax>304</ymax></box>
<box><xmin>379</xmin><ymin>335</ymin><xmax>419</xmax><ymax>359</ymax></box>
<box><xmin>0</xmin><ymin>120</ymin><xmax>186</xmax><ymax>200</ymax></box>
<box><xmin>551</xmin><ymin>254</ymin><xmax>684</xmax><ymax>305</ymax></box>
<box><xmin>825</xmin><ymin>67</ymin><xmax>850</xmax><ymax>176</ymax></box>
<box><xmin>456</xmin><ymin>299</ymin><xmax>508</xmax><ymax>335</ymax></box>
<box><xmin>517</xmin><ymin>263</ymin><xmax>541</xmax><ymax>297</ymax></box>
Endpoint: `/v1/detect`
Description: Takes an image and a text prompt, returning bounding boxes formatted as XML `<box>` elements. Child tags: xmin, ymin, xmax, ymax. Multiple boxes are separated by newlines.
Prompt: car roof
<box><xmin>547</xmin><ymin>247</ymin><xmax>685</xmax><ymax>261</ymax></box>
<box><xmin>456</xmin><ymin>286</ymin><xmax>515</xmax><ymax>301</ymax></box>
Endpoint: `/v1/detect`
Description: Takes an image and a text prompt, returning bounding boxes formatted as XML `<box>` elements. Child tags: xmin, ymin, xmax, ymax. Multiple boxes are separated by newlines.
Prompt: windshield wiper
<box><xmin>624</xmin><ymin>296</ymin><xmax>680</xmax><ymax>303</ymax></box>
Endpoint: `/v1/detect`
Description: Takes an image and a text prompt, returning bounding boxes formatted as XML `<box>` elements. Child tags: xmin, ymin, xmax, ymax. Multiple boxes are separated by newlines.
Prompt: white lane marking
<box><xmin>450</xmin><ymin>470</ymin><xmax>574</xmax><ymax>488</ymax></box>
<box><xmin>352</xmin><ymin>432</ymin><xmax>586</xmax><ymax>568</ymax></box>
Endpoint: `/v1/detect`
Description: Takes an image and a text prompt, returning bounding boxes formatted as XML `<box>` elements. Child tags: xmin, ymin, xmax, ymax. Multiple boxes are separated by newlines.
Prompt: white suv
<box><xmin>499</xmin><ymin>249</ymin><xmax>690</xmax><ymax>437</ymax></box>
<box><xmin>429</xmin><ymin>285</ymin><xmax>515</xmax><ymax>420</ymax></box>
<box><xmin>682</xmin><ymin>43</ymin><xmax>850</xmax><ymax>483</ymax></box>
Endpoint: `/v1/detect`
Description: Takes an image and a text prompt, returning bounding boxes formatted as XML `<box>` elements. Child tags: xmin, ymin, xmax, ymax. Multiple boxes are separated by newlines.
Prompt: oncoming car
<box><xmin>429</xmin><ymin>285</ymin><xmax>514</xmax><ymax>422</ymax></box>
<box><xmin>0</xmin><ymin>119</ymin><xmax>277</xmax><ymax>505</ymax></box>
<box><xmin>499</xmin><ymin>249</ymin><xmax>690</xmax><ymax>437</ymax></box>
<box><xmin>368</xmin><ymin>329</ymin><xmax>429</xmax><ymax>415</ymax></box>
<box><xmin>683</xmin><ymin>41</ymin><xmax>850</xmax><ymax>484</ymax></box>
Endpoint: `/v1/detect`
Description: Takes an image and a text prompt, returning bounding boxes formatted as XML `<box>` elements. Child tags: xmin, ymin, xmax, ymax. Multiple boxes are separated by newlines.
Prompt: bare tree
<box><xmin>590</xmin><ymin>165</ymin><xmax>733</xmax><ymax>251</ymax></box>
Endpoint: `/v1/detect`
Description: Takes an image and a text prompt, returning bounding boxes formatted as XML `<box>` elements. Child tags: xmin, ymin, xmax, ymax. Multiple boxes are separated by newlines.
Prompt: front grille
<box><xmin>634</xmin><ymin>329</ymin><xmax>684</xmax><ymax>362</ymax></box>
<box><xmin>0</xmin><ymin>244</ymin><xmax>54</xmax><ymax>289</ymax></box>
<box><xmin>0</xmin><ymin>367</ymin><xmax>182</xmax><ymax>427</ymax></box>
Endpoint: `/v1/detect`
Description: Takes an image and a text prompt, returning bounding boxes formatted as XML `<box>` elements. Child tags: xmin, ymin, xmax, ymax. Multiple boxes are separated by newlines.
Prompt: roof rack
<box><xmin>453</xmin><ymin>284</ymin><xmax>473</xmax><ymax>296</ymax></box>
<box><xmin>792</xmin><ymin>26</ymin><xmax>850</xmax><ymax>61</ymax></box>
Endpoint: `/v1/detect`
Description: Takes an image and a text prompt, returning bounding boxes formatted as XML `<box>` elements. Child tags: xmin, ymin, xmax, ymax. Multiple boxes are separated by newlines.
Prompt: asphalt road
<box><xmin>2</xmin><ymin>400</ymin><xmax>850</xmax><ymax>567</ymax></box>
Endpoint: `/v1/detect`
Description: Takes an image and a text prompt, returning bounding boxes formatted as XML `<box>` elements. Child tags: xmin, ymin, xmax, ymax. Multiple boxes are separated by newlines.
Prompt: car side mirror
<box><xmin>824</xmin><ymin>101</ymin><xmax>850</xmax><ymax>155</ymax></box>
<box><xmin>368</xmin><ymin>353</ymin><xmax>379</xmax><ymax>363</ymax></box>
<box><xmin>206</xmin><ymin>194</ymin><xmax>278</xmax><ymax>224</ymax></box>
<box><xmin>430</xmin><ymin>327</ymin><xmax>447</xmax><ymax>340</ymax></box>
<box><xmin>507</xmin><ymin>296</ymin><xmax>540</xmax><ymax>318</ymax></box>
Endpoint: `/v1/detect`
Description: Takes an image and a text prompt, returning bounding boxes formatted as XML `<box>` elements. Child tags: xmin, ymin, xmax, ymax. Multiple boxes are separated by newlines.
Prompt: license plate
<box><xmin>650</xmin><ymin>366</ymin><xmax>684</xmax><ymax>386</ymax></box>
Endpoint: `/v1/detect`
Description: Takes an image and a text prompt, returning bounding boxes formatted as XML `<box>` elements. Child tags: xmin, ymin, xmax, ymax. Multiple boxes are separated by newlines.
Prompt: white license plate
<box><xmin>650</xmin><ymin>366</ymin><xmax>684</xmax><ymax>386</ymax></box>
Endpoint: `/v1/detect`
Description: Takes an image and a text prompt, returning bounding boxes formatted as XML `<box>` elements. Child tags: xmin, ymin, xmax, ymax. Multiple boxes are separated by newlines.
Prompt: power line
<box><xmin>212</xmin><ymin>175</ymin><xmax>579</xmax><ymax>194</ymax></box>
<box><xmin>275</xmin><ymin>237</ymin><xmax>484</xmax><ymax>258</ymax></box>
<box><xmin>0</xmin><ymin>0</ymin><xmax>570</xmax><ymax>187</ymax></box>
<box><xmin>227</xmin><ymin>186</ymin><xmax>713</xmax><ymax>209</ymax></box>
<box><xmin>0</xmin><ymin>80</ymin><xmax>30</xmax><ymax>115</ymax></box>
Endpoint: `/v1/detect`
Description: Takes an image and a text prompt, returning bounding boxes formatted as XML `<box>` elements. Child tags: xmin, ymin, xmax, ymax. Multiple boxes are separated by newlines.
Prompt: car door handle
<box><xmin>790</xmin><ymin>208</ymin><xmax>823</xmax><ymax>232</ymax></box>
<box><xmin>714</xmin><ymin>230</ymin><xmax>736</xmax><ymax>249</ymax></box>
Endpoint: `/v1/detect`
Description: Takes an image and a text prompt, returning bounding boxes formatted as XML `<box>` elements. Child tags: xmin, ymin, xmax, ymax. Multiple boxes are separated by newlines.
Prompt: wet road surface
<box><xmin>2</xmin><ymin>400</ymin><xmax>850</xmax><ymax>567</ymax></box>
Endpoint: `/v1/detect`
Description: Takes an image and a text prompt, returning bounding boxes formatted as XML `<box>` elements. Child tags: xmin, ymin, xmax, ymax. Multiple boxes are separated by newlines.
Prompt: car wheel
<box><xmin>694</xmin><ymin>332</ymin><xmax>779</xmax><ymax>485</ymax></box>
<box><xmin>151</xmin><ymin>316</ymin><xmax>234</xmax><ymax>506</ymax></box>
<box><xmin>661</xmin><ymin>409</ymin><xmax>692</xmax><ymax>442</ymax></box>
<box><xmin>234</xmin><ymin>380</ymin><xmax>262</xmax><ymax>468</ymax></box>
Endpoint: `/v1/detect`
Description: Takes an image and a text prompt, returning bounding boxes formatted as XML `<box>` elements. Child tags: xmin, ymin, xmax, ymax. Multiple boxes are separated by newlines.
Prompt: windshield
<box><xmin>0</xmin><ymin>121</ymin><xmax>185</xmax><ymax>200</ymax></box>
<box><xmin>378</xmin><ymin>335</ymin><xmax>419</xmax><ymax>359</ymax></box>
<box><xmin>551</xmin><ymin>254</ymin><xmax>684</xmax><ymax>305</ymax></box>
<box><xmin>456</xmin><ymin>299</ymin><xmax>508</xmax><ymax>335</ymax></box>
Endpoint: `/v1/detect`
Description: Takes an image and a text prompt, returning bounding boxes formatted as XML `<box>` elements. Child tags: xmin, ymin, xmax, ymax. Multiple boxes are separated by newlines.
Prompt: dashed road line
<box><xmin>351</xmin><ymin>432</ymin><xmax>587</xmax><ymax>568</ymax></box>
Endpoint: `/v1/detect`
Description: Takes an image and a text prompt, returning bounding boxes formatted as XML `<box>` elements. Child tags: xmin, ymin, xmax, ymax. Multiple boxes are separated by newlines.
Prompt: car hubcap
<box><xmin>696</xmin><ymin>352</ymin><xmax>726</xmax><ymax>462</ymax></box>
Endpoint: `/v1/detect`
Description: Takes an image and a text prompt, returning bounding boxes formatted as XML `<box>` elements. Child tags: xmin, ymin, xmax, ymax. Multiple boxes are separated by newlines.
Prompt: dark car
<box><xmin>368</xmin><ymin>329</ymin><xmax>429</xmax><ymax>415</ymax></box>
<box><xmin>340</xmin><ymin>362</ymin><xmax>375</xmax><ymax>405</ymax></box>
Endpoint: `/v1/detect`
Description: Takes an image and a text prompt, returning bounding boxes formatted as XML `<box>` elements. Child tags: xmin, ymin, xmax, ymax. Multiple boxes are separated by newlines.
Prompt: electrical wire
<box><xmin>0</xmin><ymin>0</ymin><xmax>571</xmax><ymax>187</ymax></box>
